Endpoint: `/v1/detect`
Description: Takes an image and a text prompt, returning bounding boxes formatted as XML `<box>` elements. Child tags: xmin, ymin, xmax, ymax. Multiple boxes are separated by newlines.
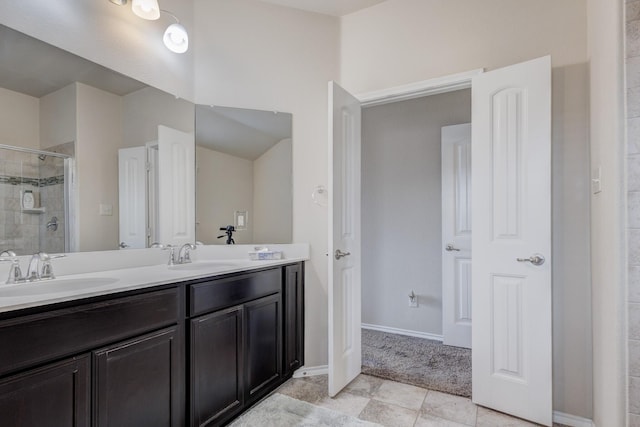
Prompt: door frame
<box><xmin>327</xmin><ymin>68</ymin><xmax>482</xmax><ymax>385</ymax></box>
<box><xmin>355</xmin><ymin>69</ymin><xmax>483</xmax><ymax>107</ymax></box>
<box><xmin>332</xmin><ymin>62</ymin><xmax>556</xmax><ymax>425</ymax></box>
<box><xmin>353</xmin><ymin>69</ymin><xmax>482</xmax><ymax>348</ymax></box>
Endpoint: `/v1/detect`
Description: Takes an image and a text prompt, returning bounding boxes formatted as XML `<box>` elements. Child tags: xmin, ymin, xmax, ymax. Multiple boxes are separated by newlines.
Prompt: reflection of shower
<box><xmin>0</xmin><ymin>144</ymin><xmax>72</xmax><ymax>254</ymax></box>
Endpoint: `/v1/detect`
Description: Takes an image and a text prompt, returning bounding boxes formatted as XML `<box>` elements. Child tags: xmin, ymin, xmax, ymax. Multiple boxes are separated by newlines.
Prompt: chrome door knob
<box><xmin>445</xmin><ymin>244</ymin><xmax>460</xmax><ymax>252</ymax></box>
<box><xmin>119</xmin><ymin>242</ymin><xmax>130</xmax><ymax>249</ymax></box>
<box><xmin>516</xmin><ymin>253</ymin><xmax>545</xmax><ymax>266</ymax></box>
<box><xmin>334</xmin><ymin>249</ymin><xmax>351</xmax><ymax>260</ymax></box>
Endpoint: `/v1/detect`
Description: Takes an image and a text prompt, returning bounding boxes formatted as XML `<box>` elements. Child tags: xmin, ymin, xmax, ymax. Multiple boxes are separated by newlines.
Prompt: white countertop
<box><xmin>0</xmin><ymin>244</ymin><xmax>309</xmax><ymax>314</ymax></box>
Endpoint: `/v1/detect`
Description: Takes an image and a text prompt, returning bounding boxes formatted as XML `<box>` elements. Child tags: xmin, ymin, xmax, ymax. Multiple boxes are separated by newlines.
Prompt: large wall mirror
<box><xmin>0</xmin><ymin>23</ymin><xmax>293</xmax><ymax>255</ymax></box>
<box><xmin>195</xmin><ymin>106</ymin><xmax>292</xmax><ymax>245</ymax></box>
<box><xmin>0</xmin><ymin>23</ymin><xmax>195</xmax><ymax>255</ymax></box>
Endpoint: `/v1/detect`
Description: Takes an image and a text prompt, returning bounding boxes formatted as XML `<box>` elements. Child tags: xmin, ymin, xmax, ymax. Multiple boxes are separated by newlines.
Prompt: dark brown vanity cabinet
<box><xmin>190</xmin><ymin>306</ymin><xmax>244</xmax><ymax>427</ymax></box>
<box><xmin>188</xmin><ymin>267</ymin><xmax>289</xmax><ymax>427</ymax></box>
<box><xmin>0</xmin><ymin>355</ymin><xmax>90</xmax><ymax>427</ymax></box>
<box><xmin>0</xmin><ymin>262</ymin><xmax>304</xmax><ymax>427</ymax></box>
<box><xmin>0</xmin><ymin>287</ymin><xmax>182</xmax><ymax>427</ymax></box>
<box><xmin>93</xmin><ymin>327</ymin><xmax>182</xmax><ymax>427</ymax></box>
<box><xmin>244</xmin><ymin>293</ymin><xmax>282</xmax><ymax>403</ymax></box>
<box><xmin>283</xmin><ymin>263</ymin><xmax>304</xmax><ymax>377</ymax></box>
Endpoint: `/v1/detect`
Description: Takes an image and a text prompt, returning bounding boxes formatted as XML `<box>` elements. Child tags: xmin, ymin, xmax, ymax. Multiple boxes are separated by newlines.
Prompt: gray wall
<box><xmin>253</xmin><ymin>138</ymin><xmax>293</xmax><ymax>244</ymax></box>
<box><xmin>361</xmin><ymin>89</ymin><xmax>471</xmax><ymax>335</ymax></box>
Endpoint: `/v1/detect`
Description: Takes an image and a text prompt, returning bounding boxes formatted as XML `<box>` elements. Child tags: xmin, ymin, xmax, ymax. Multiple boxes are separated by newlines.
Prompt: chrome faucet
<box><xmin>26</xmin><ymin>252</ymin><xmax>65</xmax><ymax>281</ymax></box>
<box><xmin>178</xmin><ymin>243</ymin><xmax>196</xmax><ymax>264</ymax></box>
<box><xmin>163</xmin><ymin>246</ymin><xmax>177</xmax><ymax>266</ymax></box>
<box><xmin>0</xmin><ymin>255</ymin><xmax>25</xmax><ymax>284</ymax></box>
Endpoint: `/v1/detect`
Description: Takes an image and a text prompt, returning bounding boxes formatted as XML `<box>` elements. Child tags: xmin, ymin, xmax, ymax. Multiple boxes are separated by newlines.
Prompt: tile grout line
<box><xmin>411</xmin><ymin>389</ymin><xmax>430</xmax><ymax>427</ymax></box>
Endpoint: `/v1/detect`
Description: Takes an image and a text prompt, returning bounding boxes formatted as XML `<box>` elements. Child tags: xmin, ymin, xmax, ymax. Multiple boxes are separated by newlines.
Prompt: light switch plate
<box><xmin>99</xmin><ymin>204</ymin><xmax>113</xmax><ymax>216</ymax></box>
<box><xmin>235</xmin><ymin>210</ymin><xmax>247</xmax><ymax>230</ymax></box>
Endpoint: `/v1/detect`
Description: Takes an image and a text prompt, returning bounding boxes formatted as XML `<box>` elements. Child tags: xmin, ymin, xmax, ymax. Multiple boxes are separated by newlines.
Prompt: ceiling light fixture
<box><xmin>132</xmin><ymin>0</ymin><xmax>160</xmax><ymax>20</ymax></box>
<box><xmin>108</xmin><ymin>0</ymin><xmax>188</xmax><ymax>54</ymax></box>
<box><xmin>163</xmin><ymin>21</ymin><xmax>189</xmax><ymax>54</ymax></box>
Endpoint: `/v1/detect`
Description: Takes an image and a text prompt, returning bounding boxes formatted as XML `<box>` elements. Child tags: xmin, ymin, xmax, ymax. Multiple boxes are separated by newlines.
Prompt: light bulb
<box><xmin>163</xmin><ymin>23</ymin><xmax>189</xmax><ymax>53</ymax></box>
<box><xmin>132</xmin><ymin>0</ymin><xmax>160</xmax><ymax>20</ymax></box>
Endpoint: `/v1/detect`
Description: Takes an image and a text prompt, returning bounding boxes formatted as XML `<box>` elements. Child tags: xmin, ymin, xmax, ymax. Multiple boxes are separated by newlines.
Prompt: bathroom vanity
<box><xmin>0</xmin><ymin>260</ymin><xmax>304</xmax><ymax>427</ymax></box>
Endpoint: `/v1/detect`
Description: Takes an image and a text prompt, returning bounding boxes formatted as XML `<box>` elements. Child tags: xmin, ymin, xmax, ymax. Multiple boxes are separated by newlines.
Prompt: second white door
<box><xmin>328</xmin><ymin>81</ymin><xmax>362</xmax><ymax>397</ymax></box>
<box><xmin>442</xmin><ymin>123</ymin><xmax>472</xmax><ymax>349</ymax></box>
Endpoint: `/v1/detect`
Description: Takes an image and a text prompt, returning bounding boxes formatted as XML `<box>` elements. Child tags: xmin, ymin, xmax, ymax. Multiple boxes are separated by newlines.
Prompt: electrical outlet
<box><xmin>408</xmin><ymin>292</ymin><xmax>418</xmax><ymax>308</ymax></box>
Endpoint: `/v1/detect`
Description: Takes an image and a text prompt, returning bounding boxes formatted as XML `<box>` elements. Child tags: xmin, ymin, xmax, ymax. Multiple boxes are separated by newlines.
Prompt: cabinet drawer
<box><xmin>188</xmin><ymin>268</ymin><xmax>281</xmax><ymax>317</ymax></box>
<box><xmin>0</xmin><ymin>288</ymin><xmax>179</xmax><ymax>377</ymax></box>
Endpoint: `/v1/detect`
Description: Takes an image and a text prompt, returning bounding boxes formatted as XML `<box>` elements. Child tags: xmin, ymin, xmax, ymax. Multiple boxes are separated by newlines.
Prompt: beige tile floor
<box><xmin>274</xmin><ymin>374</ymin><xmax>566</xmax><ymax>427</ymax></box>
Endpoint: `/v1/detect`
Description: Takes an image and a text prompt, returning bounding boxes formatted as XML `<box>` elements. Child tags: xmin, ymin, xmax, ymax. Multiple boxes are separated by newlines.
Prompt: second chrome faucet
<box><xmin>163</xmin><ymin>243</ymin><xmax>196</xmax><ymax>266</ymax></box>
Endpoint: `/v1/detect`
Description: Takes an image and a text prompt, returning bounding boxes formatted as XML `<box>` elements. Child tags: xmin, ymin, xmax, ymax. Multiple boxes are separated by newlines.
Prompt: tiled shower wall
<box><xmin>0</xmin><ymin>150</ymin><xmax>40</xmax><ymax>255</ymax></box>
<box><xmin>0</xmin><ymin>148</ymin><xmax>66</xmax><ymax>255</ymax></box>
<box><xmin>628</xmin><ymin>1</ymin><xmax>640</xmax><ymax>425</ymax></box>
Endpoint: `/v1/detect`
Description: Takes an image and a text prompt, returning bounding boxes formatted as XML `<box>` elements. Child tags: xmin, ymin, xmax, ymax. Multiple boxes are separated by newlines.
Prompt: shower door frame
<box><xmin>0</xmin><ymin>143</ymin><xmax>74</xmax><ymax>254</ymax></box>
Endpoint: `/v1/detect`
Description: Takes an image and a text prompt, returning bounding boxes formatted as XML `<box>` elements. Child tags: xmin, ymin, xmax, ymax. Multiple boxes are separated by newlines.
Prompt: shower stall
<box><xmin>0</xmin><ymin>144</ymin><xmax>74</xmax><ymax>255</ymax></box>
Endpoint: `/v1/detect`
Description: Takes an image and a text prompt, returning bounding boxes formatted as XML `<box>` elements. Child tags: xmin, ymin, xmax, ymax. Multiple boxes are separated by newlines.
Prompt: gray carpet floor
<box><xmin>361</xmin><ymin>329</ymin><xmax>472</xmax><ymax>398</ymax></box>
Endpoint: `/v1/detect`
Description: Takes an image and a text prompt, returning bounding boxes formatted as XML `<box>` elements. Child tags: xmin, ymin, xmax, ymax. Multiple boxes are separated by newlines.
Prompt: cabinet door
<box><xmin>94</xmin><ymin>327</ymin><xmax>181</xmax><ymax>427</ymax></box>
<box><xmin>190</xmin><ymin>306</ymin><xmax>244</xmax><ymax>427</ymax></box>
<box><xmin>244</xmin><ymin>293</ymin><xmax>282</xmax><ymax>403</ymax></box>
<box><xmin>283</xmin><ymin>263</ymin><xmax>304</xmax><ymax>376</ymax></box>
<box><xmin>0</xmin><ymin>355</ymin><xmax>90</xmax><ymax>427</ymax></box>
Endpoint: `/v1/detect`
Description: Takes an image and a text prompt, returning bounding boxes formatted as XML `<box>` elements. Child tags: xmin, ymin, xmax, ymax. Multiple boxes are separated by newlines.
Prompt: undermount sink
<box><xmin>168</xmin><ymin>261</ymin><xmax>244</xmax><ymax>271</ymax></box>
<box><xmin>0</xmin><ymin>277</ymin><xmax>119</xmax><ymax>297</ymax></box>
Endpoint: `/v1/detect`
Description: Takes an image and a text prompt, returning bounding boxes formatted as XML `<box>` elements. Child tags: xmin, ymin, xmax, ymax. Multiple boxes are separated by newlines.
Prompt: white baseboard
<box><xmin>292</xmin><ymin>365</ymin><xmax>328</xmax><ymax>378</ymax></box>
<box><xmin>362</xmin><ymin>323</ymin><xmax>443</xmax><ymax>342</ymax></box>
<box><xmin>552</xmin><ymin>411</ymin><xmax>593</xmax><ymax>427</ymax></box>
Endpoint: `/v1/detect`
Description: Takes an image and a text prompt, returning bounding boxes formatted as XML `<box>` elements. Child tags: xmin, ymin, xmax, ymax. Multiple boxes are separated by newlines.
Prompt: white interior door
<box><xmin>157</xmin><ymin>125</ymin><xmax>196</xmax><ymax>246</ymax></box>
<box><xmin>442</xmin><ymin>123</ymin><xmax>472</xmax><ymax>349</ymax></box>
<box><xmin>118</xmin><ymin>146</ymin><xmax>147</xmax><ymax>249</ymax></box>
<box><xmin>472</xmin><ymin>56</ymin><xmax>552</xmax><ymax>426</ymax></box>
<box><xmin>328</xmin><ymin>81</ymin><xmax>362</xmax><ymax>397</ymax></box>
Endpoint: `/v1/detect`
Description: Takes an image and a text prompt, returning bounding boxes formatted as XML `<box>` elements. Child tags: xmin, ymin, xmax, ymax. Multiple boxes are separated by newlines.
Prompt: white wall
<box><xmin>40</xmin><ymin>84</ymin><xmax>76</xmax><ymax>150</ymax></box>
<box><xmin>0</xmin><ymin>87</ymin><xmax>39</xmax><ymax>149</ymax></box>
<box><xmin>194</xmin><ymin>0</ymin><xmax>340</xmax><ymax>368</ymax></box>
<box><xmin>76</xmin><ymin>83</ymin><xmax>123</xmax><ymax>252</ymax></box>
<box><xmin>253</xmin><ymin>138</ymin><xmax>293</xmax><ymax>244</ymax></box>
<box><xmin>122</xmin><ymin>87</ymin><xmax>195</xmax><ymax>148</ymax></box>
<box><xmin>587</xmin><ymin>0</ymin><xmax>627</xmax><ymax>424</ymax></box>
<box><xmin>340</xmin><ymin>0</ymin><xmax>587</xmax><ymax>94</ymax></box>
<box><xmin>0</xmin><ymin>0</ymin><xmax>194</xmax><ymax>101</ymax></box>
<box><xmin>196</xmin><ymin>146</ymin><xmax>254</xmax><ymax>245</ymax></box>
<box><xmin>361</xmin><ymin>89</ymin><xmax>471</xmax><ymax>335</ymax></box>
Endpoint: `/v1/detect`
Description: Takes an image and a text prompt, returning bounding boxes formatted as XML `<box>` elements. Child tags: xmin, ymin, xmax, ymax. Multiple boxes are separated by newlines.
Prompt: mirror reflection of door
<box><xmin>117</xmin><ymin>126</ymin><xmax>195</xmax><ymax>248</ymax></box>
<box><xmin>194</xmin><ymin>105</ymin><xmax>293</xmax><ymax>245</ymax></box>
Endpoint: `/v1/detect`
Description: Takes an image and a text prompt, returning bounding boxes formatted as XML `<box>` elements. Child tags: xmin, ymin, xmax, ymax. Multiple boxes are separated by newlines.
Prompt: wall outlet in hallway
<box><xmin>408</xmin><ymin>291</ymin><xmax>418</xmax><ymax>308</ymax></box>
